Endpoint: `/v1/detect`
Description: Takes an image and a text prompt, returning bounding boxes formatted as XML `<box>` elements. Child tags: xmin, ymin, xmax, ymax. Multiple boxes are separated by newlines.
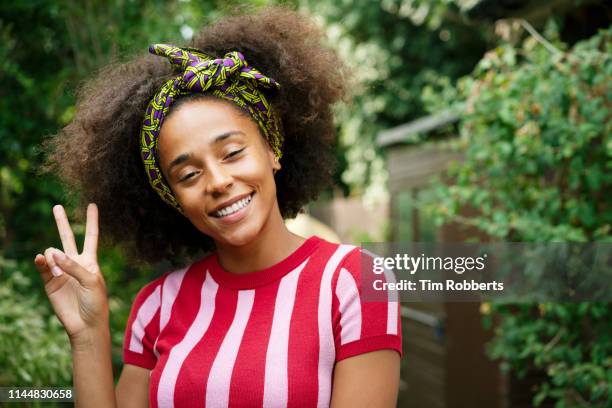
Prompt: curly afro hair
<box><xmin>42</xmin><ymin>6</ymin><xmax>347</xmax><ymax>268</ymax></box>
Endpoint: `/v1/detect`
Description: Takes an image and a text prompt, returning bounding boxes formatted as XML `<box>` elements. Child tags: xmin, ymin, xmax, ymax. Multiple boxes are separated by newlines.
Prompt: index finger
<box><xmin>83</xmin><ymin>203</ymin><xmax>99</xmax><ymax>256</ymax></box>
<box><xmin>52</xmin><ymin>205</ymin><xmax>79</xmax><ymax>256</ymax></box>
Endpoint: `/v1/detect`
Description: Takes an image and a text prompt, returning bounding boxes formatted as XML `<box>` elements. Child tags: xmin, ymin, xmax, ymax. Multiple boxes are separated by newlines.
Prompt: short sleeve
<box><xmin>331</xmin><ymin>247</ymin><xmax>403</xmax><ymax>362</ymax></box>
<box><xmin>123</xmin><ymin>278</ymin><xmax>163</xmax><ymax>370</ymax></box>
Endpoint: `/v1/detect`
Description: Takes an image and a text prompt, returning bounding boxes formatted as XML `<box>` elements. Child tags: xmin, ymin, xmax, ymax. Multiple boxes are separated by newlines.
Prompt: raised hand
<box><xmin>34</xmin><ymin>203</ymin><xmax>110</xmax><ymax>343</ymax></box>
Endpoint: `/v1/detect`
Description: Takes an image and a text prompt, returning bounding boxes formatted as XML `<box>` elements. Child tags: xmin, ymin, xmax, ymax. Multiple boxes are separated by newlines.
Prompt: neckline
<box><xmin>207</xmin><ymin>235</ymin><xmax>323</xmax><ymax>289</ymax></box>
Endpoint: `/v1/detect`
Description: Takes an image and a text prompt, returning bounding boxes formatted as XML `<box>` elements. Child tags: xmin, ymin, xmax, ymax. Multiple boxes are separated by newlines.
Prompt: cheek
<box><xmin>237</xmin><ymin>153</ymin><xmax>272</xmax><ymax>181</ymax></box>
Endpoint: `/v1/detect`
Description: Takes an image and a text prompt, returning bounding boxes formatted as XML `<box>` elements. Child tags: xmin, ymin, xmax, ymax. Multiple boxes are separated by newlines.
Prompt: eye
<box><xmin>180</xmin><ymin>171</ymin><xmax>198</xmax><ymax>182</ymax></box>
<box><xmin>224</xmin><ymin>147</ymin><xmax>246</xmax><ymax>160</ymax></box>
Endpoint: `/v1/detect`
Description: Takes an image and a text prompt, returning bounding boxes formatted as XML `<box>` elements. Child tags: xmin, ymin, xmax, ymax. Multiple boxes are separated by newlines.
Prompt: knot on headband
<box><xmin>140</xmin><ymin>44</ymin><xmax>284</xmax><ymax>213</ymax></box>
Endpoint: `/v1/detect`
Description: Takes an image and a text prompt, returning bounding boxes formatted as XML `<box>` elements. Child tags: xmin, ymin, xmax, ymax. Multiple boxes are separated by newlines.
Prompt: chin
<box><xmin>213</xmin><ymin>223</ymin><xmax>261</xmax><ymax>248</ymax></box>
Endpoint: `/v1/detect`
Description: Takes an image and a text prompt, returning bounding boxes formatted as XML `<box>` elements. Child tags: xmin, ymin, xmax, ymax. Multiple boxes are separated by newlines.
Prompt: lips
<box><xmin>208</xmin><ymin>191</ymin><xmax>255</xmax><ymax>218</ymax></box>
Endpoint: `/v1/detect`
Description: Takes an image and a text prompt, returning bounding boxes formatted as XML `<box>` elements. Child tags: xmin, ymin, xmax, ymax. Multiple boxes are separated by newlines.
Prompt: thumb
<box><xmin>52</xmin><ymin>251</ymin><xmax>98</xmax><ymax>289</ymax></box>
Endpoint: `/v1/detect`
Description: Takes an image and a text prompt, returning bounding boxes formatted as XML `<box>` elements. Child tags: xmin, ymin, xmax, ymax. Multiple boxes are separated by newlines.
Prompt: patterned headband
<box><xmin>140</xmin><ymin>44</ymin><xmax>283</xmax><ymax>213</ymax></box>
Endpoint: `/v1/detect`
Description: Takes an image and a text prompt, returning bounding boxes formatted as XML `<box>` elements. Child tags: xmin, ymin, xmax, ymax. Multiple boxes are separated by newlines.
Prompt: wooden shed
<box><xmin>377</xmin><ymin>111</ymin><xmax>544</xmax><ymax>408</ymax></box>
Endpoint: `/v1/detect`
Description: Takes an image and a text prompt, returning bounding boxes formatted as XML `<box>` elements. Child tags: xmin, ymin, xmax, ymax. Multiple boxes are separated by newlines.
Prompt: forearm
<box><xmin>70</xmin><ymin>326</ymin><xmax>117</xmax><ymax>408</ymax></box>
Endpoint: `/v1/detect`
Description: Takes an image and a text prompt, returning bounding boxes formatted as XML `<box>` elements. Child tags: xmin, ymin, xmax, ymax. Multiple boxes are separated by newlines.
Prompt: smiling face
<box><xmin>157</xmin><ymin>97</ymin><xmax>282</xmax><ymax>247</ymax></box>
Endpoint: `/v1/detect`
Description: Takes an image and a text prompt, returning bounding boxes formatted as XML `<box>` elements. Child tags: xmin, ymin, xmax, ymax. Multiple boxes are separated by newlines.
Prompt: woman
<box><xmin>35</xmin><ymin>7</ymin><xmax>402</xmax><ymax>408</ymax></box>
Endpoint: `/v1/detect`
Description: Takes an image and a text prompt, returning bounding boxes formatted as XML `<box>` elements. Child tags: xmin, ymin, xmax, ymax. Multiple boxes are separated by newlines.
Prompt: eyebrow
<box><xmin>166</xmin><ymin>131</ymin><xmax>245</xmax><ymax>174</ymax></box>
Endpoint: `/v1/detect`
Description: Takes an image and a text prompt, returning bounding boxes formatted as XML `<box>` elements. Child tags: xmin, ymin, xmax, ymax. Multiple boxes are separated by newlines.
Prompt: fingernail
<box><xmin>51</xmin><ymin>266</ymin><xmax>64</xmax><ymax>277</ymax></box>
<box><xmin>53</xmin><ymin>251</ymin><xmax>66</xmax><ymax>263</ymax></box>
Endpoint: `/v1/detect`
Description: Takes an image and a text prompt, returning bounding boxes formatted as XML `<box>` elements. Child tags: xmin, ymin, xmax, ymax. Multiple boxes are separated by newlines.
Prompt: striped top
<box><xmin>123</xmin><ymin>235</ymin><xmax>402</xmax><ymax>408</ymax></box>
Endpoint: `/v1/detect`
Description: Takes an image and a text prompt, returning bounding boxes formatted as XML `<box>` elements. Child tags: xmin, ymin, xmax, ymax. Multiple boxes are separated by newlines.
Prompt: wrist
<box><xmin>70</xmin><ymin>325</ymin><xmax>111</xmax><ymax>352</ymax></box>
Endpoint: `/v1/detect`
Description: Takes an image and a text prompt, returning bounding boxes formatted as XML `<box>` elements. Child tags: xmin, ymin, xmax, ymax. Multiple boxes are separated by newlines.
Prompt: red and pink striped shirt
<box><xmin>123</xmin><ymin>235</ymin><xmax>402</xmax><ymax>407</ymax></box>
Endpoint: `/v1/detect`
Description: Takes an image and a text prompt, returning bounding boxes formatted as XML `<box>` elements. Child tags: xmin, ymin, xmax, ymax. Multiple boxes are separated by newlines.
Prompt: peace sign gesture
<box><xmin>34</xmin><ymin>203</ymin><xmax>110</xmax><ymax>343</ymax></box>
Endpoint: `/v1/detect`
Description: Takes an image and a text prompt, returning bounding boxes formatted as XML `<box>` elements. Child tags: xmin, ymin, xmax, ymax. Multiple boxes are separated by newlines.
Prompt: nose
<box><xmin>204</xmin><ymin>162</ymin><xmax>233</xmax><ymax>195</ymax></box>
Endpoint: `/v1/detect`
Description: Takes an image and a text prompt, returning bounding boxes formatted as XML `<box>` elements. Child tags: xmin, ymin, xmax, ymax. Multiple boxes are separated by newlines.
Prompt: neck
<box><xmin>214</xmin><ymin>202</ymin><xmax>306</xmax><ymax>274</ymax></box>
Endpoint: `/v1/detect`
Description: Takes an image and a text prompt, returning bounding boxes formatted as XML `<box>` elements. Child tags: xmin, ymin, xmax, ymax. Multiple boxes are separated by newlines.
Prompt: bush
<box><xmin>0</xmin><ymin>257</ymin><xmax>72</xmax><ymax>387</ymax></box>
<box><xmin>423</xmin><ymin>22</ymin><xmax>612</xmax><ymax>407</ymax></box>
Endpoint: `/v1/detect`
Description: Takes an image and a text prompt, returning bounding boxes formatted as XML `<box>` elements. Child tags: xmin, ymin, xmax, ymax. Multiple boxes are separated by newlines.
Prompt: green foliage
<box><xmin>299</xmin><ymin>0</ymin><xmax>486</xmax><ymax>203</ymax></box>
<box><xmin>424</xmin><ymin>22</ymin><xmax>612</xmax><ymax>242</ymax></box>
<box><xmin>485</xmin><ymin>302</ymin><xmax>612</xmax><ymax>407</ymax></box>
<box><xmin>423</xmin><ymin>23</ymin><xmax>612</xmax><ymax>407</ymax></box>
<box><xmin>0</xmin><ymin>258</ymin><xmax>72</xmax><ymax>387</ymax></box>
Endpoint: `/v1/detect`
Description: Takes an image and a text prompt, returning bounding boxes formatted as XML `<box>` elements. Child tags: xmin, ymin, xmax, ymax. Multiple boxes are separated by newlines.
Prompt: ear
<box><xmin>267</xmin><ymin>148</ymin><xmax>281</xmax><ymax>174</ymax></box>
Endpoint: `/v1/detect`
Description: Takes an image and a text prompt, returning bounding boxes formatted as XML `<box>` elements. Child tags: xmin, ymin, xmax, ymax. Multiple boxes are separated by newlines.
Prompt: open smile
<box><xmin>209</xmin><ymin>192</ymin><xmax>255</xmax><ymax>219</ymax></box>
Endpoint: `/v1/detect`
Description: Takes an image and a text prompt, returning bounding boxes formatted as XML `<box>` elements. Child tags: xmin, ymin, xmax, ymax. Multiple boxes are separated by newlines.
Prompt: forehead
<box><xmin>157</xmin><ymin>98</ymin><xmax>260</xmax><ymax>161</ymax></box>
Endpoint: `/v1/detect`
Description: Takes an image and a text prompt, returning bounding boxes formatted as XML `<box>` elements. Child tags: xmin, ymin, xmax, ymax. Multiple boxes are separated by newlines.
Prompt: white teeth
<box><xmin>214</xmin><ymin>194</ymin><xmax>252</xmax><ymax>217</ymax></box>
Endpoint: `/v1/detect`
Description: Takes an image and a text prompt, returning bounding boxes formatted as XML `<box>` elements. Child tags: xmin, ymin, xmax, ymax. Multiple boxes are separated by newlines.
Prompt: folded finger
<box><xmin>52</xmin><ymin>250</ymin><xmax>97</xmax><ymax>289</ymax></box>
<box><xmin>34</xmin><ymin>254</ymin><xmax>54</xmax><ymax>284</ymax></box>
<box><xmin>44</xmin><ymin>247</ymin><xmax>66</xmax><ymax>278</ymax></box>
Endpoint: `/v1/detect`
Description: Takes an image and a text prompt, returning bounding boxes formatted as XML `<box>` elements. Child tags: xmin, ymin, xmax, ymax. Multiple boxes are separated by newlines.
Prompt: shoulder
<box><xmin>313</xmin><ymin>238</ymin><xmax>374</xmax><ymax>277</ymax></box>
<box><xmin>309</xmin><ymin>238</ymin><xmax>381</xmax><ymax>298</ymax></box>
<box><xmin>311</xmin><ymin>236</ymin><xmax>360</xmax><ymax>266</ymax></box>
<box><xmin>309</xmin><ymin>236</ymin><xmax>381</xmax><ymax>282</ymax></box>
<box><xmin>130</xmin><ymin>276</ymin><xmax>163</xmax><ymax>307</ymax></box>
<box><xmin>130</xmin><ymin>259</ymin><xmax>203</xmax><ymax>307</ymax></box>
